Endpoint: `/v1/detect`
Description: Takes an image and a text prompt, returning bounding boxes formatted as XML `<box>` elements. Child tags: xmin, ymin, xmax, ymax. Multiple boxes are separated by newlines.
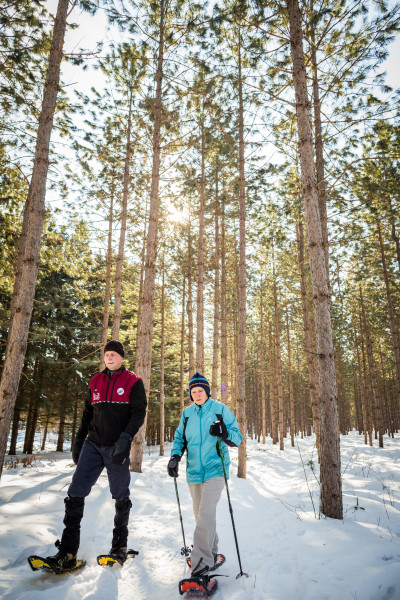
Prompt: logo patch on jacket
<box><xmin>117</xmin><ymin>388</ymin><xmax>125</xmax><ymax>395</ymax></box>
<box><xmin>93</xmin><ymin>392</ymin><xmax>100</xmax><ymax>401</ymax></box>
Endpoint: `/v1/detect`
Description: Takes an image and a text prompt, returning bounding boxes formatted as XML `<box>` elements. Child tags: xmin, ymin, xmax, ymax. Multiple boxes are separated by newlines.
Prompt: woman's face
<box><xmin>191</xmin><ymin>386</ymin><xmax>208</xmax><ymax>405</ymax></box>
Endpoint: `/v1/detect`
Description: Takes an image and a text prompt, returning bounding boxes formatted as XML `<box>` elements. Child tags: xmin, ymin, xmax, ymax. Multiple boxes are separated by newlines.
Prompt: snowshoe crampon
<box><xmin>27</xmin><ymin>555</ymin><xmax>86</xmax><ymax>575</ymax></box>
<box><xmin>179</xmin><ymin>575</ymin><xmax>218</xmax><ymax>597</ymax></box>
<box><xmin>97</xmin><ymin>549</ymin><xmax>138</xmax><ymax>567</ymax></box>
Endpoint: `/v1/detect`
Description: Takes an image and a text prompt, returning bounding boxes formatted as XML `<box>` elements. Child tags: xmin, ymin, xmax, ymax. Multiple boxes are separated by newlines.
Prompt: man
<box><xmin>46</xmin><ymin>340</ymin><xmax>147</xmax><ymax>572</ymax></box>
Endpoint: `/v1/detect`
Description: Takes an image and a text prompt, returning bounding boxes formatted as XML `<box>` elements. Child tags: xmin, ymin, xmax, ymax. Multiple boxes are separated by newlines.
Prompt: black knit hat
<box><xmin>189</xmin><ymin>372</ymin><xmax>210</xmax><ymax>400</ymax></box>
<box><xmin>104</xmin><ymin>340</ymin><xmax>125</xmax><ymax>358</ymax></box>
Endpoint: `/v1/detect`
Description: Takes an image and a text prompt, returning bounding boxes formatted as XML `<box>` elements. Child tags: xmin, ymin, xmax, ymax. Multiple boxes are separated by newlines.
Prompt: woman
<box><xmin>168</xmin><ymin>372</ymin><xmax>242</xmax><ymax>595</ymax></box>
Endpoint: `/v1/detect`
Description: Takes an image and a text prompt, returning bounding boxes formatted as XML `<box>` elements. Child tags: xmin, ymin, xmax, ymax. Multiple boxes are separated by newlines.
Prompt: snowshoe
<box><xmin>28</xmin><ymin>539</ymin><xmax>85</xmax><ymax>574</ymax></box>
<box><xmin>27</xmin><ymin>554</ymin><xmax>85</xmax><ymax>575</ymax></box>
<box><xmin>97</xmin><ymin>548</ymin><xmax>139</xmax><ymax>567</ymax></box>
<box><xmin>179</xmin><ymin>574</ymin><xmax>218</xmax><ymax>597</ymax></box>
<box><xmin>187</xmin><ymin>554</ymin><xmax>225</xmax><ymax>572</ymax></box>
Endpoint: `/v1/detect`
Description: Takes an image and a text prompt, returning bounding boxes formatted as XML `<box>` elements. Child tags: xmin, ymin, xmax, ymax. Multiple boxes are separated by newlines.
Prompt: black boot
<box><xmin>46</xmin><ymin>496</ymin><xmax>84</xmax><ymax>571</ymax></box>
<box><xmin>109</xmin><ymin>497</ymin><xmax>132</xmax><ymax>563</ymax></box>
<box><xmin>45</xmin><ymin>539</ymin><xmax>77</xmax><ymax>573</ymax></box>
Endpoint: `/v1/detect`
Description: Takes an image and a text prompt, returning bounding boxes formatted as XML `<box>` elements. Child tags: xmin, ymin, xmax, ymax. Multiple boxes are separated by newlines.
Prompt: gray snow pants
<box><xmin>188</xmin><ymin>477</ymin><xmax>225</xmax><ymax>572</ymax></box>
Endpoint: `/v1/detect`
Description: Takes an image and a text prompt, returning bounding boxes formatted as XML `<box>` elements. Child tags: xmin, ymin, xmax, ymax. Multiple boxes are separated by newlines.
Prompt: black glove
<box><xmin>111</xmin><ymin>432</ymin><xmax>132</xmax><ymax>465</ymax></box>
<box><xmin>209</xmin><ymin>420</ymin><xmax>228</xmax><ymax>442</ymax></box>
<box><xmin>72</xmin><ymin>438</ymin><xmax>85</xmax><ymax>465</ymax></box>
<box><xmin>168</xmin><ymin>454</ymin><xmax>181</xmax><ymax>478</ymax></box>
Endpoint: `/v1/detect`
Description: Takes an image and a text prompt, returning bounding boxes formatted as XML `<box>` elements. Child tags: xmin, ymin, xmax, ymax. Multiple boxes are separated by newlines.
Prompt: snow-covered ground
<box><xmin>0</xmin><ymin>431</ymin><xmax>399</xmax><ymax>600</ymax></box>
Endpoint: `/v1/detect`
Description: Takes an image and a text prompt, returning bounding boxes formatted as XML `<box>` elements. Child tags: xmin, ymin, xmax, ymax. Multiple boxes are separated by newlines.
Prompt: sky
<box><xmin>48</xmin><ymin>1</ymin><xmax>400</xmax><ymax>114</ymax></box>
<box><xmin>44</xmin><ymin>0</ymin><xmax>400</xmax><ymax>241</ymax></box>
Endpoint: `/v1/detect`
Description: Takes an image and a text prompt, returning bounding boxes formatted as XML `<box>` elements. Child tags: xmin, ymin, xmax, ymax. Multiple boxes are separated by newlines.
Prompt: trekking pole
<box><xmin>217</xmin><ymin>437</ymin><xmax>248</xmax><ymax>579</ymax></box>
<box><xmin>174</xmin><ymin>477</ymin><xmax>191</xmax><ymax>558</ymax></box>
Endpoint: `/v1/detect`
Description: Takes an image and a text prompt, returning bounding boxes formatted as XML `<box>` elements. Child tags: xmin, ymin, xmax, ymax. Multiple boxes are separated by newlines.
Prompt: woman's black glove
<box><xmin>72</xmin><ymin>438</ymin><xmax>85</xmax><ymax>465</ymax></box>
<box><xmin>168</xmin><ymin>455</ymin><xmax>181</xmax><ymax>477</ymax></box>
<box><xmin>209</xmin><ymin>420</ymin><xmax>228</xmax><ymax>442</ymax></box>
<box><xmin>111</xmin><ymin>432</ymin><xmax>132</xmax><ymax>465</ymax></box>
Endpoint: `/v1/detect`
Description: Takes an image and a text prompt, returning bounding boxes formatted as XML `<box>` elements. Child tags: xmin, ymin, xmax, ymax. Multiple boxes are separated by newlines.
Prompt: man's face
<box><xmin>191</xmin><ymin>386</ymin><xmax>208</xmax><ymax>405</ymax></box>
<box><xmin>104</xmin><ymin>351</ymin><xmax>124</xmax><ymax>371</ymax></box>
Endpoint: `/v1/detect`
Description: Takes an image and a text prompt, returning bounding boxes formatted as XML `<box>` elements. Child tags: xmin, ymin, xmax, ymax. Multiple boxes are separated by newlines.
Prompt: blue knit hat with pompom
<box><xmin>189</xmin><ymin>372</ymin><xmax>210</xmax><ymax>400</ymax></box>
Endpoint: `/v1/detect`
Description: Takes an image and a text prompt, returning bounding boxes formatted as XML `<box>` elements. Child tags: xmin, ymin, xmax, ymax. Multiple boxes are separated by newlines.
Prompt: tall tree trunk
<box><xmin>9</xmin><ymin>406</ymin><xmax>21</xmax><ymax>455</ymax></box>
<box><xmin>237</xmin><ymin>26</ymin><xmax>247</xmax><ymax>479</ymax></box>
<box><xmin>56</xmin><ymin>415</ymin><xmax>65</xmax><ymax>453</ymax></box>
<box><xmin>70</xmin><ymin>399</ymin><xmax>78</xmax><ymax>450</ymax></box>
<box><xmin>100</xmin><ymin>180</ymin><xmax>115</xmax><ymax>367</ymax></box>
<box><xmin>159</xmin><ymin>261</ymin><xmax>165</xmax><ymax>456</ymax></box>
<box><xmin>41</xmin><ymin>412</ymin><xmax>50</xmax><ymax>451</ymax></box>
<box><xmin>187</xmin><ymin>224</ymin><xmax>195</xmax><ymax>376</ymax></box>
<box><xmin>0</xmin><ymin>0</ymin><xmax>69</xmax><ymax>478</ymax></box>
<box><xmin>297</xmin><ymin>220</ymin><xmax>320</xmax><ymax>450</ymax></box>
<box><xmin>131</xmin><ymin>0</ymin><xmax>165</xmax><ymax>472</ymax></box>
<box><xmin>360</xmin><ymin>288</ymin><xmax>384</xmax><ymax>447</ymax></box>
<box><xmin>377</xmin><ymin>224</ymin><xmax>400</xmax><ymax>407</ymax></box>
<box><xmin>360</xmin><ymin>315</ymin><xmax>373</xmax><ymax>446</ymax></box>
<box><xmin>26</xmin><ymin>397</ymin><xmax>39</xmax><ymax>454</ymax></box>
<box><xmin>196</xmin><ymin>124</ymin><xmax>206</xmax><ymax>373</ymax></box>
<box><xmin>287</xmin><ymin>0</ymin><xmax>342</xmax><ymax>518</ymax></box>
<box><xmin>354</xmin><ymin>326</ymin><xmax>368</xmax><ymax>445</ymax></box>
<box><xmin>260</xmin><ymin>289</ymin><xmax>266</xmax><ymax>444</ymax></box>
<box><xmin>287</xmin><ymin>314</ymin><xmax>295</xmax><ymax>447</ymax></box>
<box><xmin>112</xmin><ymin>92</ymin><xmax>133</xmax><ymax>339</ymax></box>
<box><xmin>220</xmin><ymin>196</ymin><xmax>228</xmax><ymax>404</ymax></box>
<box><xmin>135</xmin><ymin>218</ymin><xmax>147</xmax><ymax>359</ymax></box>
<box><xmin>212</xmin><ymin>173</ymin><xmax>220</xmax><ymax>400</ymax></box>
<box><xmin>269</xmin><ymin>322</ymin><xmax>278</xmax><ymax>444</ymax></box>
<box><xmin>23</xmin><ymin>397</ymin><xmax>34</xmax><ymax>455</ymax></box>
<box><xmin>24</xmin><ymin>357</ymin><xmax>39</xmax><ymax>454</ymax></box>
<box><xmin>310</xmin><ymin>9</ymin><xmax>329</xmax><ymax>279</ymax></box>
<box><xmin>388</xmin><ymin>196</ymin><xmax>400</xmax><ymax>273</ymax></box>
<box><xmin>274</xmin><ymin>278</ymin><xmax>285</xmax><ymax>451</ymax></box>
<box><xmin>180</xmin><ymin>277</ymin><xmax>186</xmax><ymax>415</ymax></box>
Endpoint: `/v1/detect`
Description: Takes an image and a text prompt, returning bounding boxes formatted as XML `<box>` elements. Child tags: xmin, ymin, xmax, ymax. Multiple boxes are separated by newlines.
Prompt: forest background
<box><xmin>1</xmin><ymin>0</ymin><xmax>400</xmax><ymax>520</ymax></box>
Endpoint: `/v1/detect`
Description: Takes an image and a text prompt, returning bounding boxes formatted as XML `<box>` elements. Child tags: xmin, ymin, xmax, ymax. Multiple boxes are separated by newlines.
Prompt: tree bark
<box><xmin>274</xmin><ymin>279</ymin><xmax>285</xmax><ymax>451</ymax></box>
<box><xmin>0</xmin><ymin>0</ymin><xmax>69</xmax><ymax>478</ymax></box>
<box><xmin>100</xmin><ymin>178</ymin><xmax>115</xmax><ymax>367</ymax></box>
<box><xmin>196</xmin><ymin>124</ymin><xmax>206</xmax><ymax>373</ymax></box>
<box><xmin>131</xmin><ymin>0</ymin><xmax>165</xmax><ymax>472</ymax></box>
<box><xmin>135</xmin><ymin>220</ymin><xmax>147</xmax><ymax>359</ymax></box>
<box><xmin>360</xmin><ymin>288</ymin><xmax>384</xmax><ymax>447</ymax></box>
<box><xmin>297</xmin><ymin>220</ymin><xmax>320</xmax><ymax>450</ymax></box>
<box><xmin>159</xmin><ymin>261</ymin><xmax>165</xmax><ymax>456</ymax></box>
<box><xmin>220</xmin><ymin>195</ymin><xmax>228</xmax><ymax>404</ymax></box>
<box><xmin>269</xmin><ymin>322</ymin><xmax>278</xmax><ymax>444</ymax></box>
<box><xmin>71</xmin><ymin>399</ymin><xmax>78</xmax><ymax>450</ymax></box>
<box><xmin>237</xmin><ymin>26</ymin><xmax>247</xmax><ymax>479</ymax></box>
<box><xmin>41</xmin><ymin>413</ymin><xmax>49</xmax><ymax>451</ymax></box>
<box><xmin>179</xmin><ymin>277</ymin><xmax>186</xmax><ymax>415</ymax></box>
<box><xmin>287</xmin><ymin>314</ymin><xmax>295</xmax><ymax>447</ymax></box>
<box><xmin>112</xmin><ymin>91</ymin><xmax>133</xmax><ymax>339</ymax></box>
<box><xmin>212</xmin><ymin>172</ymin><xmax>220</xmax><ymax>400</ymax></box>
<box><xmin>8</xmin><ymin>406</ymin><xmax>21</xmax><ymax>455</ymax></box>
<box><xmin>287</xmin><ymin>0</ymin><xmax>342</xmax><ymax>518</ymax></box>
<box><xmin>310</xmin><ymin>9</ymin><xmax>329</xmax><ymax>279</ymax></box>
<box><xmin>377</xmin><ymin>223</ymin><xmax>400</xmax><ymax>408</ymax></box>
<box><xmin>187</xmin><ymin>223</ymin><xmax>195</xmax><ymax>376</ymax></box>
<box><xmin>260</xmin><ymin>289</ymin><xmax>266</xmax><ymax>444</ymax></box>
<box><xmin>56</xmin><ymin>414</ymin><xmax>65</xmax><ymax>453</ymax></box>
<box><xmin>354</xmin><ymin>326</ymin><xmax>368</xmax><ymax>445</ymax></box>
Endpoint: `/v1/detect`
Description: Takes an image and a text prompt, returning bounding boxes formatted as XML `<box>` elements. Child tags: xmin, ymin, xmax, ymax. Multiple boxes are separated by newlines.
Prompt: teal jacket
<box><xmin>171</xmin><ymin>398</ymin><xmax>242</xmax><ymax>484</ymax></box>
